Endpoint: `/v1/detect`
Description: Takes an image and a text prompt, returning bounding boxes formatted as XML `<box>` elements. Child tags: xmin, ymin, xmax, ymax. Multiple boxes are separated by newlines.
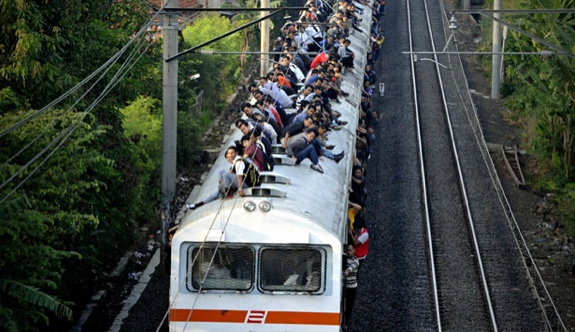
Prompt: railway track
<box><xmin>409</xmin><ymin>0</ymin><xmax>497</xmax><ymax>328</ymax></box>
<box><xmin>349</xmin><ymin>0</ymin><xmax>548</xmax><ymax>330</ymax></box>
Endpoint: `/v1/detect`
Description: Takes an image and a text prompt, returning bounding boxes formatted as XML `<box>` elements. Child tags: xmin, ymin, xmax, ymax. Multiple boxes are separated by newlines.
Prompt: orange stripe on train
<box><xmin>170</xmin><ymin>309</ymin><xmax>340</xmax><ymax>325</ymax></box>
<box><xmin>170</xmin><ymin>309</ymin><xmax>247</xmax><ymax>323</ymax></box>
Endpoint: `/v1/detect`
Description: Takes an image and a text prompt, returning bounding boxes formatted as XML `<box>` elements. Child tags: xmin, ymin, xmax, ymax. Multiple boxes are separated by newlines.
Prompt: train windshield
<box><xmin>259</xmin><ymin>247</ymin><xmax>326</xmax><ymax>294</ymax></box>
<box><xmin>187</xmin><ymin>245</ymin><xmax>254</xmax><ymax>291</ymax></box>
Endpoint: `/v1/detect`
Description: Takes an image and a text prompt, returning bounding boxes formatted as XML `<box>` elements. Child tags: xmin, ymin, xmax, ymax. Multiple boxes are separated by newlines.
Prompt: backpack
<box><xmin>257</xmin><ymin>138</ymin><xmax>274</xmax><ymax>172</ymax></box>
<box><xmin>260</xmin><ymin>149</ymin><xmax>275</xmax><ymax>172</ymax></box>
<box><xmin>232</xmin><ymin>158</ymin><xmax>261</xmax><ymax>187</ymax></box>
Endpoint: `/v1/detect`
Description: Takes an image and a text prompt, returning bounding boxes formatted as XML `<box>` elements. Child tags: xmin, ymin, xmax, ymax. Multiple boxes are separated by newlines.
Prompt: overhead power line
<box><xmin>0</xmin><ymin>3</ymin><xmax>166</xmax><ymax>204</ymax></box>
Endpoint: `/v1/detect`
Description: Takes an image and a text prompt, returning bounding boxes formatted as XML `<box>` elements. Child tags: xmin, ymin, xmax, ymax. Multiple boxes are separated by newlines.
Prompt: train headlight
<box><xmin>258</xmin><ymin>200</ymin><xmax>272</xmax><ymax>212</ymax></box>
<box><xmin>243</xmin><ymin>200</ymin><xmax>257</xmax><ymax>212</ymax></box>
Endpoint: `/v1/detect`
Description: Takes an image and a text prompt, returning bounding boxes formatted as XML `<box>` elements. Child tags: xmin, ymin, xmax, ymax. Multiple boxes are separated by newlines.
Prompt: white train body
<box><xmin>169</xmin><ymin>5</ymin><xmax>371</xmax><ymax>331</ymax></box>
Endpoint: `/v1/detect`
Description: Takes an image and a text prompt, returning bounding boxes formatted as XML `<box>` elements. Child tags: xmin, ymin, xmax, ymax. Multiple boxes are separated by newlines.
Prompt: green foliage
<box><xmin>177</xmin><ymin>109</ymin><xmax>204</xmax><ymax>170</ymax></box>
<box><xmin>0</xmin><ymin>1</ymin><xmax>235</xmax><ymax>330</ymax></box>
<box><xmin>486</xmin><ymin>0</ymin><xmax>575</xmax><ymax>233</ymax></box>
<box><xmin>554</xmin><ymin>182</ymin><xmax>575</xmax><ymax>236</ymax></box>
<box><xmin>181</xmin><ymin>14</ymin><xmax>246</xmax><ymax>104</ymax></box>
<box><xmin>0</xmin><ymin>196</ymin><xmax>76</xmax><ymax>331</ymax></box>
<box><xmin>121</xmin><ymin>96</ymin><xmax>162</xmax><ymax>169</ymax></box>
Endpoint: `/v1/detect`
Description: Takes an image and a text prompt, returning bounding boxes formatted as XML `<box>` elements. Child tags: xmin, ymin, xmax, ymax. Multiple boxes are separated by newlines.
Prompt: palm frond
<box><xmin>0</xmin><ymin>195</ymin><xmax>31</xmax><ymax>219</ymax></box>
<box><xmin>0</xmin><ymin>279</ymin><xmax>72</xmax><ymax>321</ymax></box>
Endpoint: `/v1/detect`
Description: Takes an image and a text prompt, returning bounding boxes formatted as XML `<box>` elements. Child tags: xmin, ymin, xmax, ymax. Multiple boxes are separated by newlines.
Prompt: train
<box><xmin>169</xmin><ymin>4</ymin><xmax>372</xmax><ymax>331</ymax></box>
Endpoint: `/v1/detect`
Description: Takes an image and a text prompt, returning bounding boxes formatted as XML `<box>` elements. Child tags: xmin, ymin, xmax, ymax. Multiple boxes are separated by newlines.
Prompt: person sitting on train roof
<box><xmin>250</xmin><ymin>127</ymin><xmax>273</xmax><ymax>162</ymax></box>
<box><xmin>185</xmin><ymin>145</ymin><xmax>257</xmax><ymax>211</ymax></box>
<box><xmin>319</xmin><ymin>34</ymin><xmax>338</xmax><ymax>53</ymax></box>
<box><xmin>235</xmin><ymin>120</ymin><xmax>273</xmax><ymax>158</ymax></box>
<box><xmin>281</xmin><ymin>116</ymin><xmax>315</xmax><ymax>149</ymax></box>
<box><xmin>337</xmin><ymin>38</ymin><xmax>355</xmax><ymax>69</ymax></box>
<box><xmin>260</xmin><ymin>95</ymin><xmax>288</xmax><ymax>126</ymax></box>
<box><xmin>309</xmin><ymin>50</ymin><xmax>331</xmax><ymax>69</ymax></box>
<box><xmin>249</xmin><ymin>81</ymin><xmax>293</xmax><ymax>109</ymax></box>
<box><xmin>239</xmin><ymin>103</ymin><xmax>279</xmax><ymax>143</ymax></box>
<box><xmin>251</xmin><ymin>89</ymin><xmax>290</xmax><ymax>124</ymax></box>
<box><xmin>362</xmin><ymin>79</ymin><xmax>374</xmax><ymax>98</ymax></box>
<box><xmin>294</xmin><ymin>84</ymin><xmax>315</xmax><ymax>109</ymax></box>
<box><xmin>291</xmin><ymin>103</ymin><xmax>316</xmax><ymax>125</ymax></box>
<box><xmin>313</xmin><ymin>123</ymin><xmax>345</xmax><ymax>163</ymax></box>
<box><xmin>252</xmin><ymin>109</ymin><xmax>282</xmax><ymax>143</ymax></box>
<box><xmin>286</xmin><ymin>127</ymin><xmax>324</xmax><ymax>174</ymax></box>
<box><xmin>272</xmin><ymin>61</ymin><xmax>299</xmax><ymax>87</ymax></box>
<box><xmin>268</xmin><ymin>71</ymin><xmax>297</xmax><ymax>97</ymax></box>
<box><xmin>279</xmin><ymin>55</ymin><xmax>305</xmax><ymax>83</ymax></box>
<box><xmin>241</xmin><ymin>134</ymin><xmax>265</xmax><ymax>172</ymax></box>
<box><xmin>254</xmin><ymin>98</ymin><xmax>283</xmax><ymax>128</ymax></box>
<box><xmin>364</xmin><ymin>63</ymin><xmax>377</xmax><ymax>87</ymax></box>
<box><xmin>287</xmin><ymin>50</ymin><xmax>309</xmax><ymax>77</ymax></box>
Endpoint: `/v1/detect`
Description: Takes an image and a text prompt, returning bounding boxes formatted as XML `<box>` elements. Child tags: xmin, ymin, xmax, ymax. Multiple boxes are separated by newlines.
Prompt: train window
<box><xmin>187</xmin><ymin>245</ymin><xmax>254</xmax><ymax>291</ymax></box>
<box><xmin>258</xmin><ymin>247</ymin><xmax>325</xmax><ymax>294</ymax></box>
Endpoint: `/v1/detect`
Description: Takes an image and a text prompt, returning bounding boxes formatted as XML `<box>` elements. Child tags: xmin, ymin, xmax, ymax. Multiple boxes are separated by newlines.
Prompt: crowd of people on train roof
<box><xmin>185</xmin><ymin>0</ymin><xmax>385</xmax><ymax>207</ymax></box>
<box><xmin>183</xmin><ymin>0</ymin><xmax>385</xmax><ymax>328</ymax></box>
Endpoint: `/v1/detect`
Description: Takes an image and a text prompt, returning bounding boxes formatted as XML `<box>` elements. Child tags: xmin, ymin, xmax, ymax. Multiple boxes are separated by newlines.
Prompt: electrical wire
<box><xmin>0</xmin><ymin>37</ymin><xmax>156</xmax><ymax>205</ymax></box>
<box><xmin>0</xmin><ymin>0</ymin><xmax>169</xmax><ymax>202</ymax></box>
<box><xmin>0</xmin><ymin>2</ymin><xmax>167</xmax><ymax>139</ymax></box>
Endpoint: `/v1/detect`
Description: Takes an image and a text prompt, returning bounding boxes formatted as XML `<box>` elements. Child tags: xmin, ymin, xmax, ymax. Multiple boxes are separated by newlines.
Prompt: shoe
<box><xmin>310</xmin><ymin>164</ymin><xmax>324</xmax><ymax>174</ymax></box>
<box><xmin>338</xmin><ymin>120</ymin><xmax>348</xmax><ymax>126</ymax></box>
<box><xmin>186</xmin><ymin>203</ymin><xmax>196</xmax><ymax>211</ymax></box>
<box><xmin>332</xmin><ymin>125</ymin><xmax>342</xmax><ymax>131</ymax></box>
<box><xmin>333</xmin><ymin>111</ymin><xmax>342</xmax><ymax>118</ymax></box>
<box><xmin>334</xmin><ymin>153</ymin><xmax>345</xmax><ymax>163</ymax></box>
<box><xmin>325</xmin><ymin>145</ymin><xmax>335</xmax><ymax>150</ymax></box>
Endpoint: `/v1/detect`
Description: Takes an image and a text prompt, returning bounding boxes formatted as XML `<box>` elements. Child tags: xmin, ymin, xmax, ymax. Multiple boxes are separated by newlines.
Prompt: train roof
<box><xmin>175</xmin><ymin>14</ymin><xmax>371</xmax><ymax>242</ymax></box>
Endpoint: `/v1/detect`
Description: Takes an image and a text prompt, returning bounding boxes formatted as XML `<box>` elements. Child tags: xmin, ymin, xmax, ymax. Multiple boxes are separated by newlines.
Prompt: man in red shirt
<box><xmin>348</xmin><ymin>216</ymin><xmax>369</xmax><ymax>271</ymax></box>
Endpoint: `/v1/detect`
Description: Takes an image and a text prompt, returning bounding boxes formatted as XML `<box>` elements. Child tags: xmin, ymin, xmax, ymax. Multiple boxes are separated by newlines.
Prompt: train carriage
<box><xmin>169</xmin><ymin>5</ymin><xmax>372</xmax><ymax>331</ymax></box>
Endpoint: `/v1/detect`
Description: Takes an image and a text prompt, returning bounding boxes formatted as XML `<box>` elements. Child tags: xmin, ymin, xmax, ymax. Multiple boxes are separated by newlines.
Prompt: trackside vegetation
<box><xmin>478</xmin><ymin>0</ymin><xmax>575</xmax><ymax>235</ymax></box>
<box><xmin>0</xmin><ymin>1</ymin><xmax>248</xmax><ymax>330</ymax></box>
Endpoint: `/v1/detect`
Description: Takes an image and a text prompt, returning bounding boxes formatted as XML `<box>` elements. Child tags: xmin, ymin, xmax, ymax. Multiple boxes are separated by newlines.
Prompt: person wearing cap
<box><xmin>286</xmin><ymin>128</ymin><xmax>324</xmax><ymax>174</ymax></box>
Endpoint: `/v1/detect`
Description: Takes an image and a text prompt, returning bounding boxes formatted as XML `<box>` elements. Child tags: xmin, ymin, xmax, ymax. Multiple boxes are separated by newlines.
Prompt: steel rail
<box><xmin>424</xmin><ymin>0</ymin><xmax>499</xmax><ymax>328</ymax></box>
<box><xmin>406</xmin><ymin>0</ymin><xmax>442</xmax><ymax>330</ymax></box>
<box><xmin>411</xmin><ymin>0</ymin><xmax>500</xmax><ymax>329</ymax></box>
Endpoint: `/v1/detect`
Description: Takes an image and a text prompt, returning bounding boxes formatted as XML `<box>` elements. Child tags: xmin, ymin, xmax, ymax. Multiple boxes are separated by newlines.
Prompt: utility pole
<box><xmin>260</xmin><ymin>0</ymin><xmax>270</xmax><ymax>77</ymax></box>
<box><xmin>161</xmin><ymin>0</ymin><xmax>179</xmax><ymax>271</ymax></box>
<box><xmin>491</xmin><ymin>0</ymin><xmax>502</xmax><ymax>99</ymax></box>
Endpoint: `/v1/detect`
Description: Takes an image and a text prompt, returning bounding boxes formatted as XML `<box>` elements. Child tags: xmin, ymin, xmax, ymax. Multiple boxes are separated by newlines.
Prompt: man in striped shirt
<box><xmin>343</xmin><ymin>243</ymin><xmax>359</xmax><ymax>329</ymax></box>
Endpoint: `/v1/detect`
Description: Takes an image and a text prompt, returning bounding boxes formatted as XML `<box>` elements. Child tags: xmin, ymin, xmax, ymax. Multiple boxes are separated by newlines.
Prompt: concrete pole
<box><xmin>260</xmin><ymin>0</ymin><xmax>270</xmax><ymax>77</ymax></box>
<box><xmin>491</xmin><ymin>0</ymin><xmax>502</xmax><ymax>99</ymax></box>
<box><xmin>161</xmin><ymin>0</ymin><xmax>178</xmax><ymax>270</ymax></box>
<box><xmin>462</xmin><ymin>0</ymin><xmax>470</xmax><ymax>10</ymax></box>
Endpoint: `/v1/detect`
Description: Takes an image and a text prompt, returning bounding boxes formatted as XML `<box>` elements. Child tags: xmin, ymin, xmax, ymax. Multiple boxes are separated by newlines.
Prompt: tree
<box><xmin>0</xmin><ymin>196</ymin><xmax>75</xmax><ymax>331</ymax></box>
